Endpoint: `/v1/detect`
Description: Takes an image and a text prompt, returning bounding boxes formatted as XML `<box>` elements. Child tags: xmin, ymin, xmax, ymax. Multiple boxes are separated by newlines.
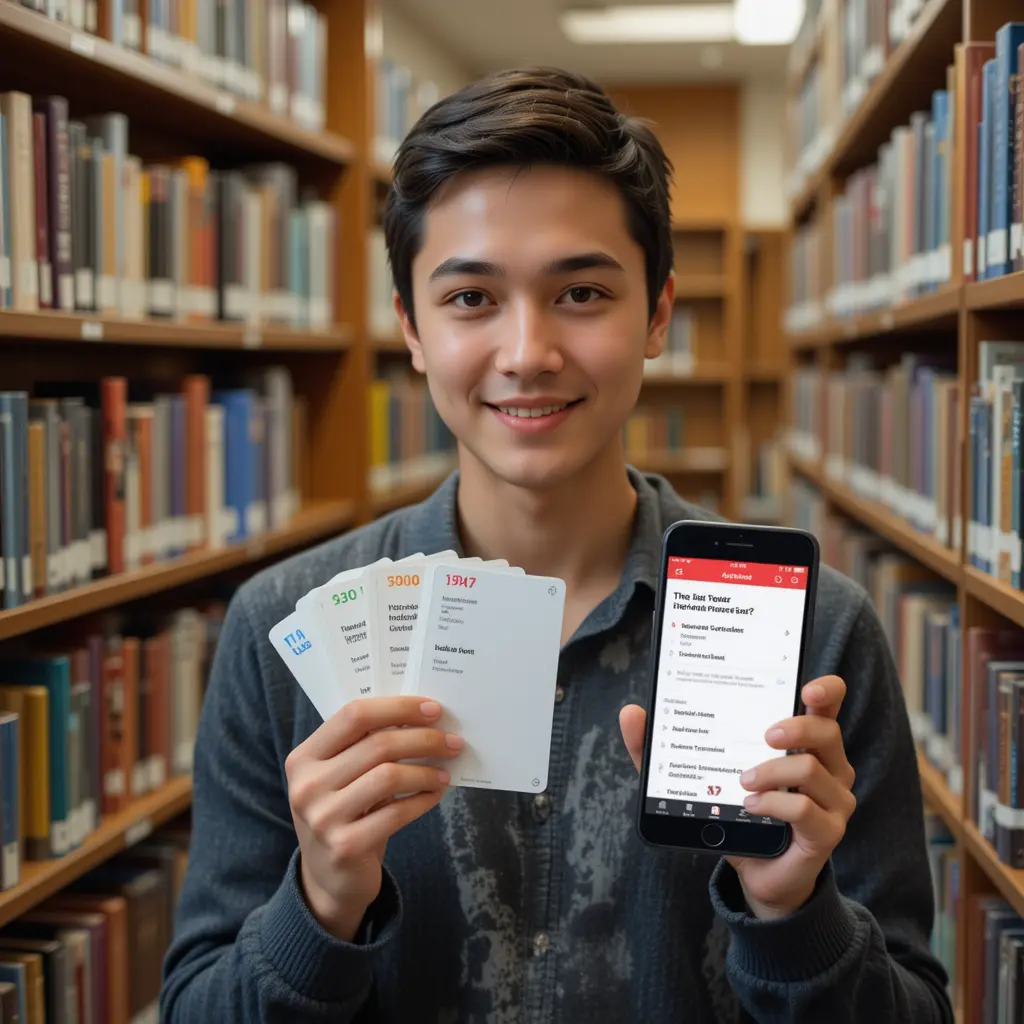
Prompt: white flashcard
<box><xmin>400</xmin><ymin>558</ymin><xmax>524</xmax><ymax>695</ymax></box>
<box><xmin>373</xmin><ymin>550</ymin><xmax>458</xmax><ymax>696</ymax></box>
<box><xmin>269</xmin><ymin>609</ymin><xmax>341</xmax><ymax>721</ymax></box>
<box><xmin>310</xmin><ymin>556</ymin><xmax>404</xmax><ymax>701</ymax></box>
<box><xmin>406</xmin><ymin>564</ymin><xmax>565</xmax><ymax>793</ymax></box>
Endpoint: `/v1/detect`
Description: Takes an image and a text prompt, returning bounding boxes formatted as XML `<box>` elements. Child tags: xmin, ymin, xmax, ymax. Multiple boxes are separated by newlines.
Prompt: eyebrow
<box><xmin>428</xmin><ymin>251</ymin><xmax>625</xmax><ymax>281</ymax></box>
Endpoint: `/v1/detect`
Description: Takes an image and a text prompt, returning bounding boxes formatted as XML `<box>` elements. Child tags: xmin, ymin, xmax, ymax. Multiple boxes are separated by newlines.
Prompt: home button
<box><xmin>701</xmin><ymin>823</ymin><xmax>725</xmax><ymax>848</ymax></box>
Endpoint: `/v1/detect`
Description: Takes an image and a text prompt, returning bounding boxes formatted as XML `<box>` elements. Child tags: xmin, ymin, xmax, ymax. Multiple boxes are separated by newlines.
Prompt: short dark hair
<box><xmin>382</xmin><ymin>66</ymin><xmax>674</xmax><ymax>332</ymax></box>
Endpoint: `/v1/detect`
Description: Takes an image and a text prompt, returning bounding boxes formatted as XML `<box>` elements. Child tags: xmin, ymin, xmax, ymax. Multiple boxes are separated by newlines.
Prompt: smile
<box><xmin>485</xmin><ymin>398</ymin><xmax>583</xmax><ymax>433</ymax></box>
<box><xmin>495</xmin><ymin>403</ymin><xmax>570</xmax><ymax>418</ymax></box>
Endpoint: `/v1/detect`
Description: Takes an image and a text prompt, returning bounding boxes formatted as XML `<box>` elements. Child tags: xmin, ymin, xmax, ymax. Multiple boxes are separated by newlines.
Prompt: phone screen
<box><xmin>644</xmin><ymin>556</ymin><xmax>811</xmax><ymax>825</ymax></box>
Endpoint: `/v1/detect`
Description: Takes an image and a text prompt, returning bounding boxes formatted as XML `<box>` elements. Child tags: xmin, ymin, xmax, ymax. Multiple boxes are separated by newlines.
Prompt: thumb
<box><xmin>619</xmin><ymin>704</ymin><xmax>647</xmax><ymax>773</ymax></box>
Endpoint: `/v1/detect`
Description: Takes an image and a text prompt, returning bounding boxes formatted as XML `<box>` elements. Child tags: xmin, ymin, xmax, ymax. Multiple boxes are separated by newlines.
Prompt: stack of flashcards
<box><xmin>270</xmin><ymin>552</ymin><xmax>566</xmax><ymax>793</ymax></box>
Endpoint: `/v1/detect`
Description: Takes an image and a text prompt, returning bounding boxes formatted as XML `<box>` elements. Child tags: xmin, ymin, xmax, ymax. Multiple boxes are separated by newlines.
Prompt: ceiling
<box><xmin>386</xmin><ymin>0</ymin><xmax>791</xmax><ymax>85</ymax></box>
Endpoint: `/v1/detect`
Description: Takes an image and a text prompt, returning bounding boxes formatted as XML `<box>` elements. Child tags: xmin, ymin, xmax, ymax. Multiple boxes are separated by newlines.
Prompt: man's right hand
<box><xmin>285</xmin><ymin>697</ymin><xmax>463</xmax><ymax>941</ymax></box>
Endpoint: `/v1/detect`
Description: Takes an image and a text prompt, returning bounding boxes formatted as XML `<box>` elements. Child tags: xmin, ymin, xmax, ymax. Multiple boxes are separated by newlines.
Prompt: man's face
<box><xmin>398</xmin><ymin>164</ymin><xmax>673</xmax><ymax>491</ymax></box>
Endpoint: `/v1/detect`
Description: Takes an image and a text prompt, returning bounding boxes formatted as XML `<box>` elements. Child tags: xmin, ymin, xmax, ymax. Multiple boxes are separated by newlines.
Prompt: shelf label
<box><xmin>81</xmin><ymin>320</ymin><xmax>104</xmax><ymax>340</ymax></box>
<box><xmin>70</xmin><ymin>33</ymin><xmax>96</xmax><ymax>57</ymax></box>
<box><xmin>125</xmin><ymin>817</ymin><xmax>153</xmax><ymax>847</ymax></box>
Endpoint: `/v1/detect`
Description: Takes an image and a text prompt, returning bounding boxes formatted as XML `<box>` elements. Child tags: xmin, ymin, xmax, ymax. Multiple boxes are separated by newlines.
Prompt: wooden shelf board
<box><xmin>788</xmin><ymin>287</ymin><xmax>961</xmax><ymax>348</ymax></box>
<box><xmin>961</xmin><ymin>819</ymin><xmax>1024</xmax><ymax>920</ymax></box>
<box><xmin>632</xmin><ymin>448</ymin><xmax>729</xmax><ymax>474</ymax></box>
<box><xmin>0</xmin><ymin>776</ymin><xmax>193</xmax><ymax>928</ymax></box>
<box><xmin>642</xmin><ymin>365</ymin><xmax>731</xmax><ymax>385</ymax></box>
<box><xmin>0</xmin><ymin>310</ymin><xmax>353</xmax><ymax>351</ymax></box>
<box><xmin>964</xmin><ymin>271</ymin><xmax>1024</xmax><ymax>311</ymax></box>
<box><xmin>916</xmin><ymin>749</ymin><xmax>964</xmax><ymax>830</ymax></box>
<box><xmin>370</xmin><ymin>330</ymin><xmax>407</xmax><ymax>353</ymax></box>
<box><xmin>916</xmin><ymin>751</ymin><xmax>1024</xmax><ymax>919</ymax></box>
<box><xmin>370</xmin><ymin>471</ymin><xmax>451</xmax><ymax>515</ymax></box>
<box><xmin>963</xmin><ymin>567</ymin><xmax>1024</xmax><ymax>631</ymax></box>
<box><xmin>744</xmin><ymin>363</ymin><xmax>786</xmax><ymax>381</ymax></box>
<box><xmin>674</xmin><ymin>275</ymin><xmax>731</xmax><ymax>300</ymax></box>
<box><xmin>788</xmin><ymin>453</ymin><xmax>961</xmax><ymax>583</ymax></box>
<box><xmin>788</xmin><ymin>170</ymin><xmax>824</xmax><ymax>224</ymax></box>
<box><xmin>829</xmin><ymin>0</ymin><xmax>960</xmax><ymax>176</ymax></box>
<box><xmin>0</xmin><ymin>4</ymin><xmax>354</xmax><ymax>165</ymax></box>
<box><xmin>670</xmin><ymin>217</ymin><xmax>734</xmax><ymax>233</ymax></box>
<box><xmin>0</xmin><ymin>499</ymin><xmax>355</xmax><ymax>642</ymax></box>
<box><xmin>916</xmin><ymin>750</ymin><xmax>1024</xmax><ymax>921</ymax></box>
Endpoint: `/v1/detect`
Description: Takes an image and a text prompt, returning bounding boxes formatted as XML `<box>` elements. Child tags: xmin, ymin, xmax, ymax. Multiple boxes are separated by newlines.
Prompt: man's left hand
<box><xmin>619</xmin><ymin>675</ymin><xmax>856</xmax><ymax>921</ymax></box>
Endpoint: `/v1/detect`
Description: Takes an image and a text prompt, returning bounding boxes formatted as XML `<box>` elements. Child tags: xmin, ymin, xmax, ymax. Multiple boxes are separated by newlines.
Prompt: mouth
<box><xmin>483</xmin><ymin>397</ymin><xmax>584</xmax><ymax>435</ymax></box>
<box><xmin>486</xmin><ymin>398</ymin><xmax>584</xmax><ymax>419</ymax></box>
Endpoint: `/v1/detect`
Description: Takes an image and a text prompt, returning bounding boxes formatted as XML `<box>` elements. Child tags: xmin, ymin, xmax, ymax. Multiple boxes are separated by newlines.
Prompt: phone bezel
<box><xmin>636</xmin><ymin>519</ymin><xmax>820</xmax><ymax>858</ymax></box>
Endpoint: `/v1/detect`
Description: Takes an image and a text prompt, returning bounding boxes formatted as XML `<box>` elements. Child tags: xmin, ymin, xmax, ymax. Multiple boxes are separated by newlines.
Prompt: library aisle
<box><xmin>2</xmin><ymin>0</ymin><xmax>1005</xmax><ymax>1021</ymax></box>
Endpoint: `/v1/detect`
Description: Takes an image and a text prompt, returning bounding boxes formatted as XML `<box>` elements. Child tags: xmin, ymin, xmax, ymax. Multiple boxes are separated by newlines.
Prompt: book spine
<box><xmin>101</xmin><ymin>377</ymin><xmax>127</xmax><ymax>577</ymax></box>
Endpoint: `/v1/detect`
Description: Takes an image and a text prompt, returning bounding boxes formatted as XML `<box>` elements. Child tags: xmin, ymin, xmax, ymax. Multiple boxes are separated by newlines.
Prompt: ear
<box><xmin>394</xmin><ymin>290</ymin><xmax>426</xmax><ymax>374</ymax></box>
<box><xmin>644</xmin><ymin>275</ymin><xmax>675</xmax><ymax>361</ymax></box>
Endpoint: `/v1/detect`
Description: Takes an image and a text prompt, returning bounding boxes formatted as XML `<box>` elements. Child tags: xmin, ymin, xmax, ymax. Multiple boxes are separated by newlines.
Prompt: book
<box><xmin>0</xmin><ymin>367</ymin><xmax>305</xmax><ymax>609</ymax></box>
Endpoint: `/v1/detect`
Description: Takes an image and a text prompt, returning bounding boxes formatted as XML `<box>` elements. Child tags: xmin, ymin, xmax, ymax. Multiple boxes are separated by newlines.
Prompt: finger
<box><xmin>298</xmin><ymin>697</ymin><xmax>446</xmax><ymax>760</ymax></box>
<box><xmin>619</xmin><ymin>704</ymin><xmax>647</xmax><ymax>773</ymax></box>
<box><xmin>321</xmin><ymin>761</ymin><xmax>451</xmax><ymax>825</ymax></box>
<box><xmin>322</xmin><ymin>789</ymin><xmax>448</xmax><ymax>867</ymax></box>
<box><xmin>801</xmin><ymin>675</ymin><xmax>846</xmax><ymax>721</ymax></box>
<box><xmin>763</xmin><ymin>715</ymin><xmax>855</xmax><ymax>787</ymax></box>
<box><xmin>741</xmin><ymin>790</ymin><xmax>847</xmax><ymax>851</ymax></box>
<box><xmin>740</xmin><ymin>752</ymin><xmax>856</xmax><ymax>817</ymax></box>
<box><xmin>326</xmin><ymin>725</ymin><xmax>465</xmax><ymax>791</ymax></box>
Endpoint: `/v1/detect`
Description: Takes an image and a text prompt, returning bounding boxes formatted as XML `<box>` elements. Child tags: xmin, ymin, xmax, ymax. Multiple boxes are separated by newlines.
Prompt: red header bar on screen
<box><xmin>667</xmin><ymin>557</ymin><xmax>809</xmax><ymax>590</ymax></box>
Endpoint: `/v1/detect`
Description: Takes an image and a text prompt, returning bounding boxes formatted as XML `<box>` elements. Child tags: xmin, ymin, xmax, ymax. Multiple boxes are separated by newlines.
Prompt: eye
<box><xmin>560</xmin><ymin>286</ymin><xmax>604</xmax><ymax>305</ymax></box>
<box><xmin>450</xmin><ymin>290</ymin><xmax>492</xmax><ymax>309</ymax></box>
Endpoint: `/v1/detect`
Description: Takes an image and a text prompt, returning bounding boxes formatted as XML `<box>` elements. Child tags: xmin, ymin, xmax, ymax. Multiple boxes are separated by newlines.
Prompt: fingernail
<box><xmin>740</xmin><ymin>769</ymin><xmax>756</xmax><ymax>785</ymax></box>
<box><xmin>767</xmin><ymin>727</ymin><xmax>786</xmax><ymax>743</ymax></box>
<box><xmin>421</xmin><ymin>701</ymin><xmax>441</xmax><ymax>717</ymax></box>
<box><xmin>445</xmin><ymin>733</ymin><xmax>465</xmax><ymax>750</ymax></box>
<box><xmin>805</xmin><ymin>683</ymin><xmax>825</xmax><ymax>701</ymax></box>
<box><xmin>744</xmin><ymin>794</ymin><xmax>760</xmax><ymax>808</ymax></box>
<box><xmin>437</xmin><ymin>769</ymin><xmax>451</xmax><ymax>785</ymax></box>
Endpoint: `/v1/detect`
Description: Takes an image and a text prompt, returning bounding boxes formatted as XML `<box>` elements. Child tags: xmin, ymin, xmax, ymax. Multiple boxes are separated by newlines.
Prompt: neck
<box><xmin>454</xmin><ymin>442</ymin><xmax>638</xmax><ymax>593</ymax></box>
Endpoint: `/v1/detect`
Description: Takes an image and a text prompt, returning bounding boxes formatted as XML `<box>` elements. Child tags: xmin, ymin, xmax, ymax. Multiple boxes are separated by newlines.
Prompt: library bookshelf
<box><xmin>784</xmin><ymin>0</ymin><xmax>1024</xmax><ymax>1014</ymax></box>
<box><xmin>0</xmin><ymin>0</ymin><xmax>460</xmax><ymax>955</ymax></box>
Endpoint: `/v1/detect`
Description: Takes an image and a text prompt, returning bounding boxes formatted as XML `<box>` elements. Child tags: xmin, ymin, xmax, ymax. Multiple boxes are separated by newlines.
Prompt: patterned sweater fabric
<box><xmin>161</xmin><ymin>468</ymin><xmax>955</xmax><ymax>1023</ymax></box>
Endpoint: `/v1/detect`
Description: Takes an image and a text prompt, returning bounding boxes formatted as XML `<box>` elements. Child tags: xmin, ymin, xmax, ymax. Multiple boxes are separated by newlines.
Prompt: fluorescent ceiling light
<box><xmin>559</xmin><ymin>2</ymin><xmax>806</xmax><ymax>46</ymax></box>
<box><xmin>734</xmin><ymin>0</ymin><xmax>804</xmax><ymax>44</ymax></box>
<box><xmin>559</xmin><ymin>4</ymin><xmax>734</xmax><ymax>44</ymax></box>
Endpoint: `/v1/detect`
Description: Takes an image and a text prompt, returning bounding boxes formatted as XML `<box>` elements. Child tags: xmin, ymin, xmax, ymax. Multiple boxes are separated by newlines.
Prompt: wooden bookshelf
<box><xmin>0</xmin><ymin>310</ymin><xmax>354</xmax><ymax>350</ymax></box>
<box><xmin>633</xmin><ymin>447</ymin><xmax>730</xmax><ymax>475</ymax></box>
<box><xmin>789</xmin><ymin>286</ymin><xmax>961</xmax><ymax>349</ymax></box>
<box><xmin>0</xmin><ymin>499</ymin><xmax>355</xmax><ymax>643</ymax></box>
<box><xmin>370</xmin><ymin>329</ymin><xmax>407</xmax><ymax>353</ymax></box>
<box><xmin>371</xmin><ymin>470</ymin><xmax>455</xmax><ymax>516</ymax></box>
<box><xmin>0</xmin><ymin>775</ymin><xmax>193</xmax><ymax>929</ymax></box>
<box><xmin>0</xmin><ymin>1</ymin><xmax>354</xmax><ymax>165</ymax></box>
<box><xmin>829</xmin><ymin>0</ymin><xmax>960</xmax><ymax>175</ymax></box>
<box><xmin>964</xmin><ymin>270</ymin><xmax>1024</xmax><ymax>310</ymax></box>
<box><xmin>783</xmin><ymin>0</ymin><xmax>1024</xmax><ymax>1010</ymax></box>
<box><xmin>788</xmin><ymin>455</ymin><xmax>962</xmax><ymax>583</ymax></box>
<box><xmin>0</xmin><ymin>0</ymin><xmax>417</xmax><ymax>952</ymax></box>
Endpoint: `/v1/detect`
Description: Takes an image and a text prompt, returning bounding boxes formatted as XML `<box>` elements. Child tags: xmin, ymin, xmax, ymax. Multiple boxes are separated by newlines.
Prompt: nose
<box><xmin>492</xmin><ymin>298</ymin><xmax>564</xmax><ymax>379</ymax></box>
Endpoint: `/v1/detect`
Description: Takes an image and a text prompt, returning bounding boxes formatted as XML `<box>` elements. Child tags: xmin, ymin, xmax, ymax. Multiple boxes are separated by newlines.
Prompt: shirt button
<box><xmin>554</xmin><ymin>685</ymin><xmax>565</xmax><ymax>703</ymax></box>
<box><xmin>532</xmin><ymin>793</ymin><xmax>551</xmax><ymax>822</ymax></box>
<box><xmin>533</xmin><ymin>931</ymin><xmax>549</xmax><ymax>956</ymax></box>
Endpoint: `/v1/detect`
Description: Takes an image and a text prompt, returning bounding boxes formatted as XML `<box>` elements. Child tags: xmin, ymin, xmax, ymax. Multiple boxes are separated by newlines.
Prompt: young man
<box><xmin>161</xmin><ymin>68</ymin><xmax>954</xmax><ymax>1022</ymax></box>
